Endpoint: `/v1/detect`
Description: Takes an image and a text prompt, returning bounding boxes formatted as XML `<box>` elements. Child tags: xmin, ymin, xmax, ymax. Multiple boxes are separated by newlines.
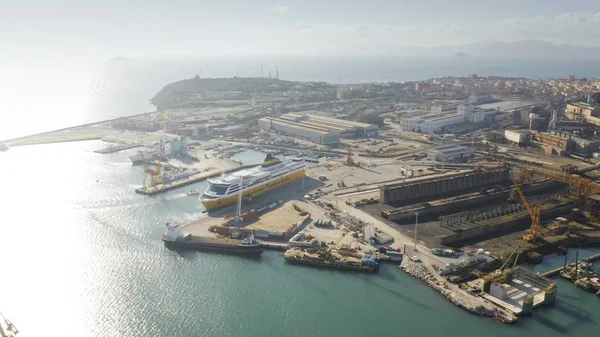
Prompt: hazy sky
<box><xmin>1</xmin><ymin>0</ymin><xmax>600</xmax><ymax>60</ymax></box>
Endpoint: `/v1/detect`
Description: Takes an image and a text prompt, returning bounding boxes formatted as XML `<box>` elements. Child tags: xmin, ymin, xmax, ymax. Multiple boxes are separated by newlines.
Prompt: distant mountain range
<box><xmin>426</xmin><ymin>40</ymin><xmax>600</xmax><ymax>57</ymax></box>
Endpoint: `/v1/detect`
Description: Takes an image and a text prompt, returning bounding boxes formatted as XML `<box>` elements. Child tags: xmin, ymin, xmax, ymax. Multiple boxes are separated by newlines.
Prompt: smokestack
<box><xmin>276</xmin><ymin>66</ymin><xmax>279</xmax><ymax>79</ymax></box>
<box><xmin>261</xmin><ymin>63</ymin><xmax>264</xmax><ymax>78</ymax></box>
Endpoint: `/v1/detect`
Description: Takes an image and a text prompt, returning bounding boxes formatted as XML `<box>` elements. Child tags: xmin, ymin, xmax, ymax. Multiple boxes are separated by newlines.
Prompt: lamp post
<box><xmin>414</xmin><ymin>212</ymin><xmax>419</xmax><ymax>251</ymax></box>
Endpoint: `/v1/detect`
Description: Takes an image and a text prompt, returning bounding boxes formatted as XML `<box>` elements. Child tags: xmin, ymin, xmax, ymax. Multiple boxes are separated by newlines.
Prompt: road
<box><xmin>327</xmin><ymin>195</ymin><xmax>458</xmax><ymax>266</ymax></box>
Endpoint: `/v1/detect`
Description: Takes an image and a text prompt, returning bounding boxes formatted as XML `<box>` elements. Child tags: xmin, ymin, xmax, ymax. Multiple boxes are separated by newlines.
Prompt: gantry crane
<box><xmin>518</xmin><ymin>165</ymin><xmax>600</xmax><ymax>230</ymax></box>
<box><xmin>518</xmin><ymin>166</ymin><xmax>597</xmax><ymax>197</ymax></box>
<box><xmin>513</xmin><ymin>179</ymin><xmax>542</xmax><ymax>242</ymax></box>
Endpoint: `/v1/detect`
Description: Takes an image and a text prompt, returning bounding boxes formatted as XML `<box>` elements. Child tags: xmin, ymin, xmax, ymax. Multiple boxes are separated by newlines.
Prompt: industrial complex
<box><xmin>5</xmin><ymin>73</ymin><xmax>600</xmax><ymax>327</ymax></box>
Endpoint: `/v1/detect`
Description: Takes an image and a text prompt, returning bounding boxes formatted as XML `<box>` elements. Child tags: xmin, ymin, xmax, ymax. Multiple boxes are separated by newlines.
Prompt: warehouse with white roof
<box><xmin>258</xmin><ymin>113</ymin><xmax>378</xmax><ymax>145</ymax></box>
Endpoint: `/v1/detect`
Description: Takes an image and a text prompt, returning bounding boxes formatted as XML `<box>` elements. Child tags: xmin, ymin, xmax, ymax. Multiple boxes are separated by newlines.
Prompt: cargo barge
<box><xmin>284</xmin><ymin>248</ymin><xmax>378</xmax><ymax>272</ymax></box>
<box><xmin>162</xmin><ymin>223</ymin><xmax>263</xmax><ymax>255</ymax></box>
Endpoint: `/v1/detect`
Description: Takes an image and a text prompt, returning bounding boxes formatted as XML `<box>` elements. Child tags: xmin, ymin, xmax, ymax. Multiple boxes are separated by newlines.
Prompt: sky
<box><xmin>1</xmin><ymin>0</ymin><xmax>600</xmax><ymax>61</ymax></box>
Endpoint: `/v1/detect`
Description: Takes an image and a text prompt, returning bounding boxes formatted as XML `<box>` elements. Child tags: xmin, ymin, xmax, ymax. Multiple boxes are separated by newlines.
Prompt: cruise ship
<box><xmin>201</xmin><ymin>154</ymin><xmax>306</xmax><ymax>211</ymax></box>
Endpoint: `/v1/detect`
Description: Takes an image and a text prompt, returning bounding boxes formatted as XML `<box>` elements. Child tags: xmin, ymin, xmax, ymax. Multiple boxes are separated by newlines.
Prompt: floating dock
<box><xmin>94</xmin><ymin>143</ymin><xmax>142</xmax><ymax>154</ymax></box>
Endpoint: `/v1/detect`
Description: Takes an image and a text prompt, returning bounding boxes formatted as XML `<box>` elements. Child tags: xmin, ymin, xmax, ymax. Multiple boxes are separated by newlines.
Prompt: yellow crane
<box><xmin>518</xmin><ymin>165</ymin><xmax>600</xmax><ymax>232</ymax></box>
<box><xmin>513</xmin><ymin>179</ymin><xmax>542</xmax><ymax>242</ymax></box>
<box><xmin>143</xmin><ymin>160</ymin><xmax>163</xmax><ymax>187</ymax></box>
<box><xmin>518</xmin><ymin>166</ymin><xmax>597</xmax><ymax>197</ymax></box>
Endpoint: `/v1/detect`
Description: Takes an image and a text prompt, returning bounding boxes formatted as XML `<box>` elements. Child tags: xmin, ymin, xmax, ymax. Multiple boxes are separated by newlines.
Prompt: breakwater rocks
<box><xmin>399</xmin><ymin>258</ymin><xmax>513</xmax><ymax>322</ymax></box>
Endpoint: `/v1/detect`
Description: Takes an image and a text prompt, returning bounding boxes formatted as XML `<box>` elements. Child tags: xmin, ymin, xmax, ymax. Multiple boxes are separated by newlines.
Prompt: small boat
<box><xmin>187</xmin><ymin>189</ymin><xmax>200</xmax><ymax>196</ymax></box>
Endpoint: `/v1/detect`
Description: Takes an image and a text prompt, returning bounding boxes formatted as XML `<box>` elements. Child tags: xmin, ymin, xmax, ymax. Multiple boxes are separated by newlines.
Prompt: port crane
<box><xmin>143</xmin><ymin>160</ymin><xmax>163</xmax><ymax>187</ymax></box>
<box><xmin>231</xmin><ymin>176</ymin><xmax>244</xmax><ymax>239</ymax></box>
<box><xmin>0</xmin><ymin>312</ymin><xmax>18</xmax><ymax>337</ymax></box>
<box><xmin>516</xmin><ymin>165</ymin><xmax>600</xmax><ymax>235</ymax></box>
<box><xmin>513</xmin><ymin>179</ymin><xmax>542</xmax><ymax>242</ymax></box>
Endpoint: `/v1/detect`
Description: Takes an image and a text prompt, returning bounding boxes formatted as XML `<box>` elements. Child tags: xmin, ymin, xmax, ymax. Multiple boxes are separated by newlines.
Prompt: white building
<box><xmin>505</xmin><ymin>130</ymin><xmax>530</xmax><ymax>144</ymax></box>
<box><xmin>399</xmin><ymin>104</ymin><xmax>469</xmax><ymax>133</ymax></box>
<box><xmin>462</xmin><ymin>105</ymin><xmax>488</xmax><ymax>123</ymax></box>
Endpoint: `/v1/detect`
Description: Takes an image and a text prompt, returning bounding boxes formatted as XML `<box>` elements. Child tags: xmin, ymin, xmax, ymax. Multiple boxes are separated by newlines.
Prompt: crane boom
<box><xmin>512</xmin><ymin>179</ymin><xmax>542</xmax><ymax>242</ymax></box>
<box><xmin>513</xmin><ymin>180</ymin><xmax>535</xmax><ymax>217</ymax></box>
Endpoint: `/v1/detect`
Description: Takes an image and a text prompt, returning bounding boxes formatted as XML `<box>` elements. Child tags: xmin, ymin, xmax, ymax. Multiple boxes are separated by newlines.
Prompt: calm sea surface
<box><xmin>0</xmin><ymin>141</ymin><xmax>598</xmax><ymax>337</ymax></box>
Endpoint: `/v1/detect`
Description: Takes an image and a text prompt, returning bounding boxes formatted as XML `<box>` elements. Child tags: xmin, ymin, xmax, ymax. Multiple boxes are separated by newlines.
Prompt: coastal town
<box><xmin>2</xmin><ymin>73</ymin><xmax>600</xmax><ymax>325</ymax></box>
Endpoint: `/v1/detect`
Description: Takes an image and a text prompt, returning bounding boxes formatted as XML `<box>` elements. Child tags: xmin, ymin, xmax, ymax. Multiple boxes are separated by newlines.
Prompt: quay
<box><xmin>539</xmin><ymin>252</ymin><xmax>600</xmax><ymax>277</ymax></box>
<box><xmin>135</xmin><ymin>165</ymin><xmax>251</xmax><ymax>196</ymax></box>
<box><xmin>261</xmin><ymin>242</ymin><xmax>287</xmax><ymax>251</ymax></box>
<box><xmin>94</xmin><ymin>142</ymin><xmax>142</xmax><ymax>154</ymax></box>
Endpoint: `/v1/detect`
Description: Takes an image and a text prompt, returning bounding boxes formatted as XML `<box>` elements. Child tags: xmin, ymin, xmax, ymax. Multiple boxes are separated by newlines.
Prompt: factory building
<box><xmin>258</xmin><ymin>113</ymin><xmax>377</xmax><ymax>145</ymax></box>
<box><xmin>565</xmin><ymin>102</ymin><xmax>600</xmax><ymax>125</ymax></box>
<box><xmin>398</xmin><ymin>104</ymin><xmax>492</xmax><ymax>133</ymax></box>
<box><xmin>258</xmin><ymin>117</ymin><xmax>340</xmax><ymax>145</ymax></box>
<box><xmin>218</xmin><ymin>125</ymin><xmax>247</xmax><ymax>135</ymax></box>
<box><xmin>531</xmin><ymin>131</ymin><xmax>575</xmax><ymax>155</ymax></box>
<box><xmin>426</xmin><ymin>145</ymin><xmax>475</xmax><ymax>162</ymax></box>
<box><xmin>468</xmin><ymin>93</ymin><xmax>494</xmax><ymax>104</ymax></box>
<box><xmin>281</xmin><ymin>113</ymin><xmax>378</xmax><ymax>137</ymax></box>
<box><xmin>571</xmin><ymin>137</ymin><xmax>600</xmax><ymax>156</ymax></box>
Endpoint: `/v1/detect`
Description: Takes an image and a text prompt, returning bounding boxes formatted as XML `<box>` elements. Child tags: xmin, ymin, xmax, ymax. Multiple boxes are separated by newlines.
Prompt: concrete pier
<box><xmin>540</xmin><ymin>252</ymin><xmax>600</xmax><ymax>277</ymax></box>
<box><xmin>94</xmin><ymin>143</ymin><xmax>142</xmax><ymax>154</ymax></box>
<box><xmin>135</xmin><ymin>165</ymin><xmax>247</xmax><ymax>195</ymax></box>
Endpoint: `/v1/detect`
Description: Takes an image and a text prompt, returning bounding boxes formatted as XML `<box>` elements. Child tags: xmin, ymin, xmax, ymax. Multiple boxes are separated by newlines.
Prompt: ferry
<box><xmin>201</xmin><ymin>154</ymin><xmax>305</xmax><ymax>212</ymax></box>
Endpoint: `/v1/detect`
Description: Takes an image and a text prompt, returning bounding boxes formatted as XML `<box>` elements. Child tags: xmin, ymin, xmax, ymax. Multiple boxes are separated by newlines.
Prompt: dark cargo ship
<box><xmin>162</xmin><ymin>223</ymin><xmax>263</xmax><ymax>255</ymax></box>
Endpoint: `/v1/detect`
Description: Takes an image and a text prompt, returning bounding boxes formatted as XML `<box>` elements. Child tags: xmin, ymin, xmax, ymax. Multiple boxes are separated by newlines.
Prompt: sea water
<box><xmin>0</xmin><ymin>141</ymin><xmax>598</xmax><ymax>337</ymax></box>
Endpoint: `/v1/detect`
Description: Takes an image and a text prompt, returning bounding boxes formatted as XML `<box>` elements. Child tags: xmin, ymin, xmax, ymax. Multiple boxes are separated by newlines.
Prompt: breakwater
<box><xmin>399</xmin><ymin>258</ymin><xmax>517</xmax><ymax>323</ymax></box>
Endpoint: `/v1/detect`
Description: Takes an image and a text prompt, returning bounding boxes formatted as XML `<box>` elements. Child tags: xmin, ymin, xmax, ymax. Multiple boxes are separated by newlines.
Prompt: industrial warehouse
<box><xmin>258</xmin><ymin>113</ymin><xmax>378</xmax><ymax>145</ymax></box>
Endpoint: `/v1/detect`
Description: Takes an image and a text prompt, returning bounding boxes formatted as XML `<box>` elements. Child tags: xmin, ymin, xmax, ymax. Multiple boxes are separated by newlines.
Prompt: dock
<box><xmin>135</xmin><ymin>165</ymin><xmax>250</xmax><ymax>195</ymax></box>
<box><xmin>94</xmin><ymin>143</ymin><xmax>142</xmax><ymax>154</ymax></box>
<box><xmin>539</xmin><ymin>252</ymin><xmax>600</xmax><ymax>277</ymax></box>
<box><xmin>261</xmin><ymin>242</ymin><xmax>288</xmax><ymax>251</ymax></box>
